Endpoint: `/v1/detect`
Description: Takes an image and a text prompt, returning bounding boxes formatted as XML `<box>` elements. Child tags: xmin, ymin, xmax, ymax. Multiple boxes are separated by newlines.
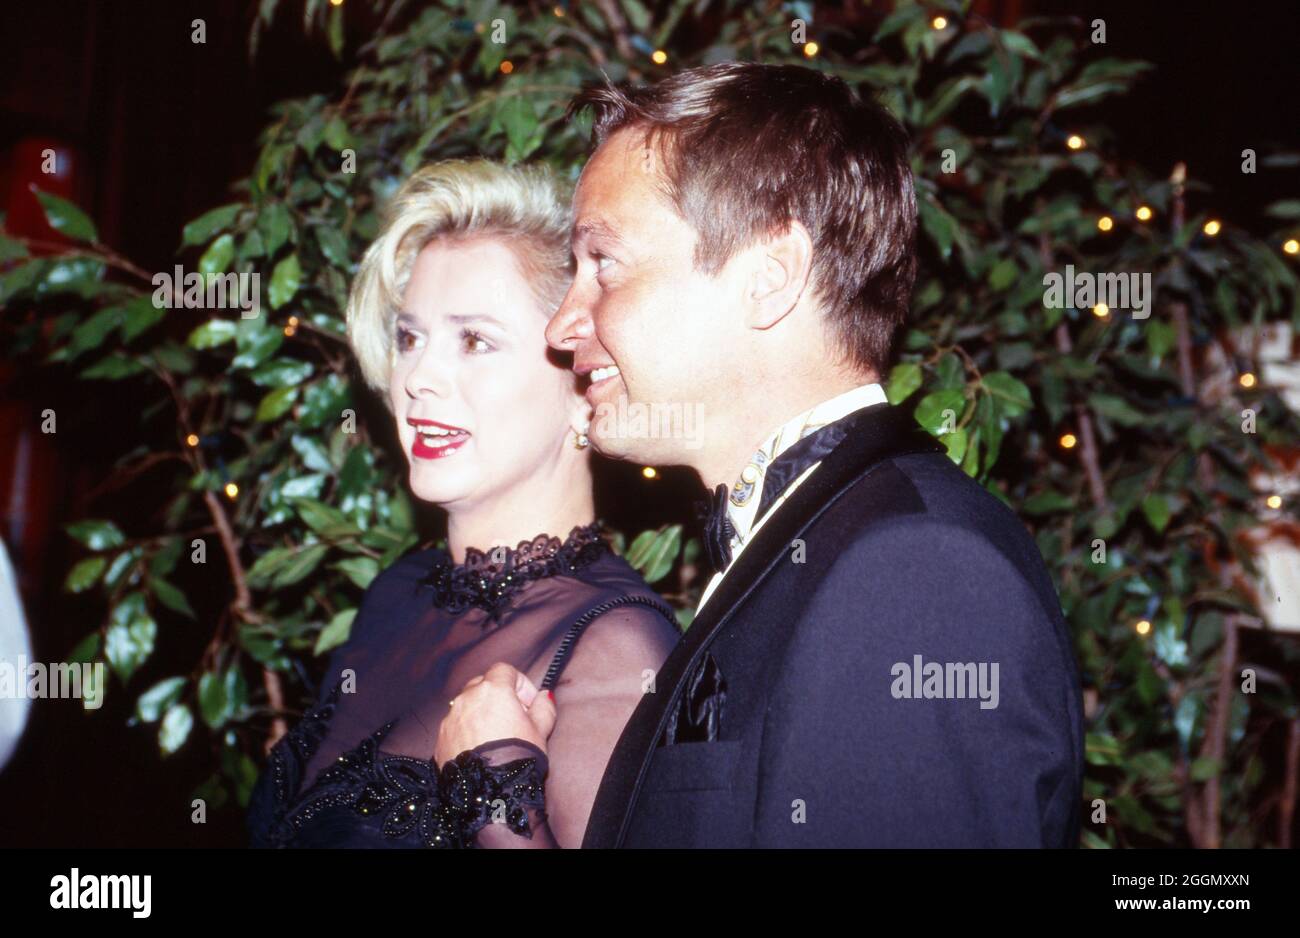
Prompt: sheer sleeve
<box><xmin>461</xmin><ymin>603</ymin><xmax>680</xmax><ymax>849</ymax></box>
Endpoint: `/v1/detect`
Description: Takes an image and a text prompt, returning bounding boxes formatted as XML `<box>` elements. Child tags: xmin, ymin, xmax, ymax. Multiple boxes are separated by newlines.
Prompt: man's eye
<box><xmin>593</xmin><ymin>252</ymin><xmax>613</xmax><ymax>272</ymax></box>
<box><xmin>461</xmin><ymin>328</ymin><xmax>494</xmax><ymax>354</ymax></box>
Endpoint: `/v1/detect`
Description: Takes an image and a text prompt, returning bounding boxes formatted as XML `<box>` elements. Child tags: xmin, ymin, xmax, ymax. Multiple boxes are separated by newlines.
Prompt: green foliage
<box><xmin>3</xmin><ymin>0</ymin><xmax>1298</xmax><ymax>847</ymax></box>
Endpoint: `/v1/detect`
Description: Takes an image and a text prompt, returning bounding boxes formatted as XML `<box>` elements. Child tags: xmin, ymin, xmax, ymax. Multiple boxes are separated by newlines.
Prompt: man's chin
<box><xmin>589</xmin><ymin>429</ymin><xmax>673</xmax><ymax>466</ymax></box>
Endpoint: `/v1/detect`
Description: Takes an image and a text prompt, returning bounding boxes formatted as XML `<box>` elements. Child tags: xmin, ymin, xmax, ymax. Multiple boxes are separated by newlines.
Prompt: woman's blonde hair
<box><xmin>345</xmin><ymin>158</ymin><xmax>575</xmax><ymax>395</ymax></box>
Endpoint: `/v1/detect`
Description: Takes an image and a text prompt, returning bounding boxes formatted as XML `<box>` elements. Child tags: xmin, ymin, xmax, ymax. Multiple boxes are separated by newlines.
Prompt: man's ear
<box><xmin>746</xmin><ymin>220</ymin><xmax>814</xmax><ymax>331</ymax></box>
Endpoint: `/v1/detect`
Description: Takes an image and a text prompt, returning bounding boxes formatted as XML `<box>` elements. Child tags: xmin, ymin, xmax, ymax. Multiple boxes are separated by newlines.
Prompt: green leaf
<box><xmin>66</xmin><ymin>306</ymin><xmax>124</xmax><ymax>359</ymax></box>
<box><xmin>1264</xmin><ymin>198</ymin><xmax>1300</xmax><ymax>220</ymax></box>
<box><xmin>333</xmin><ymin>556</ymin><xmax>379</xmax><ymax>590</ymax></box>
<box><xmin>136</xmin><ymin>677</ymin><xmax>187</xmax><ymax>723</ymax></box>
<box><xmin>271</xmin><ymin>543</ymin><xmax>329</xmax><ymax>587</ymax></box>
<box><xmin>886</xmin><ymin>362</ymin><xmax>924</xmax><ymax>405</ymax></box>
<box><xmin>150</xmin><ymin>576</ymin><xmax>196</xmax><ymax>619</ymax></box>
<box><xmin>258</xmin><ymin>202</ymin><xmax>293</xmax><ymax>255</ymax></box>
<box><xmin>627</xmin><ymin>525</ymin><xmax>682</xmax><ymax>585</ymax></box>
<box><xmin>1023</xmin><ymin>491</ymin><xmax>1074</xmax><ymax>515</ymax></box>
<box><xmin>198</xmin><ymin>671</ymin><xmax>230</xmax><ymax>729</ymax></box>
<box><xmin>246</xmin><ymin>546</ymin><xmax>296</xmax><ymax>588</ymax></box>
<box><xmin>182</xmin><ymin>203</ymin><xmax>242</xmax><ymax>247</ymax></box>
<box><xmin>268</xmin><ymin>253</ymin><xmax>301</xmax><ymax>309</ymax></box>
<box><xmin>64</xmin><ymin>556</ymin><xmax>107</xmax><ymax>593</ymax></box>
<box><xmin>232</xmin><ymin>319</ymin><xmax>284</xmax><ymax>370</ymax></box>
<box><xmin>255</xmin><ymin>385</ymin><xmax>298</xmax><ymax>422</ymax></box>
<box><xmin>120</xmin><ymin>295</ymin><xmax>167</xmax><ymax>342</ymax></box>
<box><xmin>1141</xmin><ymin>494</ymin><xmax>1171</xmax><ymax>534</ymax></box>
<box><xmin>987</xmin><ymin>258</ymin><xmax>1019</xmax><ymax>290</ymax></box>
<box><xmin>1089</xmin><ymin>393</ymin><xmax>1149</xmax><ymax>427</ymax></box>
<box><xmin>293</xmin><ymin>498</ymin><xmax>361</xmax><ymax>539</ymax></box>
<box><xmin>314</xmin><ymin>608</ymin><xmax>357</xmax><ymax>656</ymax></box>
<box><xmin>68</xmin><ymin>632</ymin><xmax>101</xmax><ymax>664</ymax></box>
<box><xmin>914</xmin><ymin>389</ymin><xmax>966</xmax><ymax>435</ymax></box>
<box><xmin>918</xmin><ymin>197</ymin><xmax>957</xmax><ymax>260</ymax></box>
<box><xmin>198</xmin><ymin>233</ymin><xmax>235</xmax><ymax>276</ymax></box>
<box><xmin>252</xmin><ymin>357</ymin><xmax>314</xmax><ymax>388</ymax></box>
<box><xmin>188</xmin><ymin>318</ymin><xmax>239</xmax><ymax>349</ymax></box>
<box><xmin>66</xmin><ymin>519</ymin><xmax>125</xmax><ymax>551</ymax></box>
<box><xmin>941</xmin><ymin>427</ymin><xmax>968</xmax><ymax>463</ymax></box>
<box><xmin>983</xmin><ymin>371</ymin><xmax>1033</xmax><ymax>419</ymax></box>
<box><xmin>159</xmin><ymin>704</ymin><xmax>194</xmax><ymax>755</ymax></box>
<box><xmin>315</xmin><ymin>226</ymin><xmax>349</xmax><ymax>268</ymax></box>
<box><xmin>32</xmin><ymin>187</ymin><xmax>97</xmax><ymax>242</ymax></box>
<box><xmin>104</xmin><ymin>592</ymin><xmax>157</xmax><ymax>682</ymax></box>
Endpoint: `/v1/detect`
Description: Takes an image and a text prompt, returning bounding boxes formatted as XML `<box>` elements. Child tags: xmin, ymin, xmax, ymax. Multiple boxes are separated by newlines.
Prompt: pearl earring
<box><xmin>573</xmin><ymin>427</ymin><xmax>590</xmax><ymax>450</ymax></box>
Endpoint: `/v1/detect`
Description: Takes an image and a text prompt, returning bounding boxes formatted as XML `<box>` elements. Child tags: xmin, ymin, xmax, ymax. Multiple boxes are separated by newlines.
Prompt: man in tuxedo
<box><xmin>446</xmin><ymin>62</ymin><xmax>1084</xmax><ymax>847</ymax></box>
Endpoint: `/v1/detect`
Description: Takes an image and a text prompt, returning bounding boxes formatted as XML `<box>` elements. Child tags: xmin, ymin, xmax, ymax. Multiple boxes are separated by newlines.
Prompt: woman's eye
<box><xmin>461</xmin><ymin>328</ymin><xmax>494</xmax><ymax>354</ymax></box>
<box><xmin>395</xmin><ymin>325</ymin><xmax>422</xmax><ymax>353</ymax></box>
<box><xmin>594</xmin><ymin>252</ymin><xmax>613</xmax><ymax>272</ymax></box>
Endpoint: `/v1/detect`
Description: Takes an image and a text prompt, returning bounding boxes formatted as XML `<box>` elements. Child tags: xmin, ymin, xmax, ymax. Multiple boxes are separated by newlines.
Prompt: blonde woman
<box><xmin>247</xmin><ymin>159</ymin><xmax>680</xmax><ymax>849</ymax></box>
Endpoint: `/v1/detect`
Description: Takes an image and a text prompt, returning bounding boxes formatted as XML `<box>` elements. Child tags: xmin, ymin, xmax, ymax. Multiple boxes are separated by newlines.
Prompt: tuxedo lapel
<box><xmin>583</xmin><ymin>400</ymin><xmax>946</xmax><ymax>847</ymax></box>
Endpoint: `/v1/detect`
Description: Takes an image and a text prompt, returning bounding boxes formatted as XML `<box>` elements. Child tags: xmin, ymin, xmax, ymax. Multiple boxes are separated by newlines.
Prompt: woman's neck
<box><xmin>444</xmin><ymin>461</ymin><xmax>596</xmax><ymax>564</ymax></box>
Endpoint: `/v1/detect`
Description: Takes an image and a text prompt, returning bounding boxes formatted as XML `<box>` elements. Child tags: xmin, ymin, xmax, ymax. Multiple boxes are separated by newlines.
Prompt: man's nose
<box><xmin>545</xmin><ymin>283</ymin><xmax>592</xmax><ymax>352</ymax></box>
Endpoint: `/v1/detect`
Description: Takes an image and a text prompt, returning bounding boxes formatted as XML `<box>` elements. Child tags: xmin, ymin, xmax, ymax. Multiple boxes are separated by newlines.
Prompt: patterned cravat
<box><xmin>694</xmin><ymin>408</ymin><xmax>868</xmax><ymax>575</ymax></box>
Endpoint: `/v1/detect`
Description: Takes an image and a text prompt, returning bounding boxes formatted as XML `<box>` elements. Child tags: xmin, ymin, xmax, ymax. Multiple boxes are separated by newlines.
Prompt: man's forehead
<box><xmin>572</xmin><ymin>131</ymin><xmax>663</xmax><ymax>242</ymax></box>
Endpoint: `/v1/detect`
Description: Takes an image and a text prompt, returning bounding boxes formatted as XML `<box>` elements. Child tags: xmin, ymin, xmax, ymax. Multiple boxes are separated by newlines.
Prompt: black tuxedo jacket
<box><xmin>583</xmin><ymin>400</ymin><xmax>1084</xmax><ymax>848</ymax></box>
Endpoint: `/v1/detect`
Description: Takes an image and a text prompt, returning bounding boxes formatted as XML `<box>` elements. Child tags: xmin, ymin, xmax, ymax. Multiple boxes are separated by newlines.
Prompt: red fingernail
<box><xmin>547</xmin><ymin>690</ymin><xmax>555</xmax><ymax>701</ymax></box>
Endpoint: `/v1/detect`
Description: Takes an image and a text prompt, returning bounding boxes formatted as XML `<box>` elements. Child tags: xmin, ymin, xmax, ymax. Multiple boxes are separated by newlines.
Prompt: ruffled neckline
<box><xmin>418</xmin><ymin>521</ymin><xmax>608</xmax><ymax>622</ymax></box>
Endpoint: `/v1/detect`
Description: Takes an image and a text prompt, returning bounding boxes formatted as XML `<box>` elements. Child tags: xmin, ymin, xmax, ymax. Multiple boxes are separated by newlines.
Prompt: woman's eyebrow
<box><xmin>447</xmin><ymin>313</ymin><xmax>507</xmax><ymax>329</ymax></box>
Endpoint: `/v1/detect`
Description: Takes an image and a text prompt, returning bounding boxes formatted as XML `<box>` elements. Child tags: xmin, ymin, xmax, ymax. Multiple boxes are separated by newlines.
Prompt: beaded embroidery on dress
<box><xmin>246</xmin><ymin>521</ymin><xmax>681</xmax><ymax>849</ymax></box>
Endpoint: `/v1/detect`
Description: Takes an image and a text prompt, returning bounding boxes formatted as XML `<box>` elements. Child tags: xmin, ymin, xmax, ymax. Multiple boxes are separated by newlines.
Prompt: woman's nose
<box><xmin>404</xmin><ymin>346</ymin><xmax>454</xmax><ymax>399</ymax></box>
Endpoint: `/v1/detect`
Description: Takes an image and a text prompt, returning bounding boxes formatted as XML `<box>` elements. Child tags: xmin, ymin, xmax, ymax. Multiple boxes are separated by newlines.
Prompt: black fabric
<box><xmin>694</xmin><ymin>406</ymin><xmax>879</xmax><ymax>575</ymax></box>
<box><xmin>246</xmin><ymin>525</ymin><xmax>680</xmax><ymax>849</ymax></box>
<box><xmin>694</xmin><ymin>483</ymin><xmax>736</xmax><ymax>574</ymax></box>
<box><xmin>583</xmin><ymin>400</ymin><xmax>1085</xmax><ymax>848</ymax></box>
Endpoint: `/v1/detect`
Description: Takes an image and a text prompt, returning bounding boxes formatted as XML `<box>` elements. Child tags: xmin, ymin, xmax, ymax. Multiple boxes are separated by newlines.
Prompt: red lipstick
<box><xmin>408</xmin><ymin>417</ymin><xmax>471</xmax><ymax>461</ymax></box>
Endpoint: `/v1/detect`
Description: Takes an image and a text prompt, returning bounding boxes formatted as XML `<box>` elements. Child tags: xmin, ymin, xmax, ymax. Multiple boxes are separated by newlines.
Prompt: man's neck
<box><xmin>692</xmin><ymin>374</ymin><xmax>877</xmax><ymax>492</ymax></box>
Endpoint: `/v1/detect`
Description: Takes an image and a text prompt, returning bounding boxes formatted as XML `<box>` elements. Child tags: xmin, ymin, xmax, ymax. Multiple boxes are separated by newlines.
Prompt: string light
<box><xmin>802</xmin><ymin>41</ymin><xmax>819</xmax><ymax>58</ymax></box>
<box><xmin>288</xmin><ymin>315</ymin><xmax>299</xmax><ymax>326</ymax></box>
<box><xmin>932</xmin><ymin>16</ymin><xmax>949</xmax><ymax>29</ymax></box>
<box><xmin>329</xmin><ymin>0</ymin><xmax>343</xmax><ymax>6</ymax></box>
<box><xmin>1097</xmin><ymin>215</ymin><xmax>1114</xmax><ymax>232</ymax></box>
<box><xmin>1092</xmin><ymin>303</ymin><xmax>1109</xmax><ymax>318</ymax></box>
<box><xmin>1066</xmin><ymin>134</ymin><xmax>1086</xmax><ymax>150</ymax></box>
<box><xmin>1059</xmin><ymin>433</ymin><xmax>1078</xmax><ymax>449</ymax></box>
<box><xmin>224</xmin><ymin>482</ymin><xmax>239</xmax><ymax>500</ymax></box>
<box><xmin>1203</xmin><ymin>219</ymin><xmax>1221</xmax><ymax>237</ymax></box>
<box><xmin>1135</xmin><ymin>205</ymin><xmax>1153</xmax><ymax>222</ymax></box>
<box><xmin>186</xmin><ymin>433</ymin><xmax>199</xmax><ymax>447</ymax></box>
<box><xmin>1267</xmin><ymin>495</ymin><xmax>1283</xmax><ymax>509</ymax></box>
<box><xmin>283</xmin><ymin>325</ymin><xmax>296</xmax><ymax>337</ymax></box>
<box><xmin>1135</xmin><ymin>619</ymin><xmax>1151</xmax><ymax>635</ymax></box>
<box><xmin>651</xmin><ymin>49</ymin><xmax>668</xmax><ymax>64</ymax></box>
<box><xmin>553</xmin><ymin>4</ymin><xmax>565</xmax><ymax>16</ymax></box>
<box><xmin>1239</xmin><ymin>372</ymin><xmax>1256</xmax><ymax>388</ymax></box>
<box><xmin>1284</xmin><ymin>239</ymin><xmax>1299</xmax><ymax>255</ymax></box>
<box><xmin>500</xmin><ymin>60</ymin><xmax>513</xmax><ymax>74</ymax></box>
<box><xmin>641</xmin><ymin>467</ymin><xmax>658</xmax><ymax>479</ymax></box>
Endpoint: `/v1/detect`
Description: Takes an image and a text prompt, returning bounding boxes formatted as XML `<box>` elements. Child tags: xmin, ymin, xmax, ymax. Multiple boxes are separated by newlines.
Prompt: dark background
<box><xmin>1</xmin><ymin>0</ymin><xmax>1296</xmax><ymax>846</ymax></box>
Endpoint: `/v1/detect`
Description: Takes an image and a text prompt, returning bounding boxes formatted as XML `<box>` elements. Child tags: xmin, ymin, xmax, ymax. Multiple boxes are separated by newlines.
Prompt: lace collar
<box><xmin>418</xmin><ymin>522</ymin><xmax>608</xmax><ymax>622</ymax></box>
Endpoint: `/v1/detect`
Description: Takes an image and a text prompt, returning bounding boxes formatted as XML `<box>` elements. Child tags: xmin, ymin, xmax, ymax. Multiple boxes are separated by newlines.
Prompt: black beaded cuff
<box><xmin>437</xmin><ymin>743</ymin><xmax>548</xmax><ymax>845</ymax></box>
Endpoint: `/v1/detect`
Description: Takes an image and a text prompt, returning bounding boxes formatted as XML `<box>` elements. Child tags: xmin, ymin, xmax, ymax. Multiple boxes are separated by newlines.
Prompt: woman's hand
<box><xmin>434</xmin><ymin>662</ymin><xmax>558</xmax><ymax>766</ymax></box>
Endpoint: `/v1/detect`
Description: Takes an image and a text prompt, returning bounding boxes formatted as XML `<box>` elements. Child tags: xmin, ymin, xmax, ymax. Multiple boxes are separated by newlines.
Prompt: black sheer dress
<box><xmin>246</xmin><ymin>522</ymin><xmax>680</xmax><ymax>848</ymax></box>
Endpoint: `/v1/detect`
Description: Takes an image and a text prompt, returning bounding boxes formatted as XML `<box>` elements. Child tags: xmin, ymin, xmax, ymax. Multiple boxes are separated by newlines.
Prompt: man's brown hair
<box><xmin>567</xmin><ymin>61</ymin><xmax>917</xmax><ymax>378</ymax></box>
